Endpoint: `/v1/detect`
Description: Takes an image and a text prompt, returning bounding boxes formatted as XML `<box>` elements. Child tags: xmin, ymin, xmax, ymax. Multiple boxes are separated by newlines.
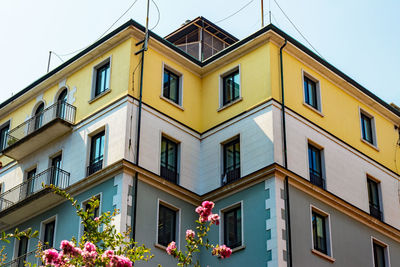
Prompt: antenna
<box><xmin>261</xmin><ymin>0</ymin><xmax>264</xmax><ymax>27</ymax></box>
<box><xmin>269</xmin><ymin>0</ymin><xmax>272</xmax><ymax>24</ymax></box>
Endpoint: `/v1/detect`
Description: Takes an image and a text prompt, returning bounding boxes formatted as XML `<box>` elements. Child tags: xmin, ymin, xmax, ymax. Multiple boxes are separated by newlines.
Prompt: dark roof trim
<box><xmin>2</xmin><ymin>20</ymin><xmax>399</xmax><ymax>119</ymax></box>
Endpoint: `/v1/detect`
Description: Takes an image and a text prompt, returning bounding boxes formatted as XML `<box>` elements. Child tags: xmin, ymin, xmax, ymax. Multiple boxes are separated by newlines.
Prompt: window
<box><xmin>87</xmin><ymin>131</ymin><xmax>105</xmax><ymax>176</ymax></box>
<box><xmin>160</xmin><ymin>137</ymin><xmax>179</xmax><ymax>184</ymax></box>
<box><xmin>163</xmin><ymin>68</ymin><xmax>181</xmax><ymax>105</ymax></box>
<box><xmin>50</xmin><ymin>155</ymin><xmax>62</xmax><ymax>186</ymax></box>
<box><xmin>222</xmin><ymin>137</ymin><xmax>240</xmax><ymax>185</ymax></box>
<box><xmin>34</xmin><ymin>103</ymin><xmax>44</xmax><ymax>130</ymax></box>
<box><xmin>222</xmin><ymin>68</ymin><xmax>240</xmax><ymax>106</ymax></box>
<box><xmin>361</xmin><ymin>112</ymin><xmax>375</xmax><ymax>145</ymax></box>
<box><xmin>223</xmin><ymin>204</ymin><xmax>242</xmax><ymax>249</ymax></box>
<box><xmin>93</xmin><ymin>60</ymin><xmax>110</xmax><ymax>98</ymax></box>
<box><xmin>303</xmin><ymin>75</ymin><xmax>319</xmax><ymax>110</ymax></box>
<box><xmin>0</xmin><ymin>122</ymin><xmax>9</xmax><ymax>151</ymax></box>
<box><xmin>26</xmin><ymin>168</ymin><xmax>36</xmax><ymax>196</ymax></box>
<box><xmin>373</xmin><ymin>241</ymin><xmax>388</xmax><ymax>267</ymax></box>
<box><xmin>308</xmin><ymin>143</ymin><xmax>324</xmax><ymax>188</ymax></box>
<box><xmin>83</xmin><ymin>196</ymin><xmax>100</xmax><ymax>234</ymax></box>
<box><xmin>158</xmin><ymin>203</ymin><xmax>177</xmax><ymax>247</ymax></box>
<box><xmin>43</xmin><ymin>220</ymin><xmax>55</xmax><ymax>248</ymax></box>
<box><xmin>367</xmin><ymin>178</ymin><xmax>382</xmax><ymax>220</ymax></box>
<box><xmin>16</xmin><ymin>235</ymin><xmax>29</xmax><ymax>265</ymax></box>
<box><xmin>312</xmin><ymin>211</ymin><xmax>328</xmax><ymax>255</ymax></box>
<box><xmin>56</xmin><ymin>89</ymin><xmax>68</xmax><ymax>119</ymax></box>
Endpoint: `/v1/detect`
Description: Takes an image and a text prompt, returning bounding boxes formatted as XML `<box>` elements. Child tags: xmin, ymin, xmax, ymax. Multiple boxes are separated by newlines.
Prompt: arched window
<box><xmin>34</xmin><ymin>103</ymin><xmax>44</xmax><ymax>130</ymax></box>
<box><xmin>56</xmin><ymin>89</ymin><xmax>68</xmax><ymax>119</ymax></box>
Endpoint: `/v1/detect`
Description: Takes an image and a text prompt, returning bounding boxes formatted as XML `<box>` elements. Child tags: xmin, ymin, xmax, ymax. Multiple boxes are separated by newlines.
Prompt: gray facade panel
<box><xmin>290</xmin><ymin>185</ymin><xmax>400</xmax><ymax>267</ymax></box>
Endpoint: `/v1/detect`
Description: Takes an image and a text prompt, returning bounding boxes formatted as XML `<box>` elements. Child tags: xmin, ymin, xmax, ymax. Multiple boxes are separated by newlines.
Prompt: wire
<box><xmin>149</xmin><ymin>0</ymin><xmax>160</xmax><ymax>31</ymax></box>
<box><xmin>272</xmin><ymin>13</ymin><xmax>281</xmax><ymax>28</ymax></box>
<box><xmin>214</xmin><ymin>0</ymin><xmax>255</xmax><ymax>24</ymax></box>
<box><xmin>51</xmin><ymin>51</ymin><xmax>65</xmax><ymax>63</ymax></box>
<box><xmin>56</xmin><ymin>0</ymin><xmax>139</xmax><ymax>57</ymax></box>
<box><xmin>273</xmin><ymin>0</ymin><xmax>324</xmax><ymax>59</ymax></box>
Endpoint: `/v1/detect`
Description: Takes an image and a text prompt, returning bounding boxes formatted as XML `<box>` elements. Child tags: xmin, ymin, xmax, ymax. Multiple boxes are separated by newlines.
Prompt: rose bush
<box><xmin>166</xmin><ymin>201</ymin><xmax>232</xmax><ymax>267</ymax></box>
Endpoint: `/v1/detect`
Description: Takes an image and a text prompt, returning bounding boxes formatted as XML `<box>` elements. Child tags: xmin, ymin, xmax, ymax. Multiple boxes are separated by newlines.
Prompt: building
<box><xmin>0</xmin><ymin>16</ymin><xmax>399</xmax><ymax>267</ymax></box>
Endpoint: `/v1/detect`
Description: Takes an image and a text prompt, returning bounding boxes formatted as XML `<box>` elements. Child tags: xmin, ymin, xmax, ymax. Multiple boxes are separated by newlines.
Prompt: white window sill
<box><xmin>231</xmin><ymin>245</ymin><xmax>245</xmax><ymax>253</ymax></box>
<box><xmin>217</xmin><ymin>97</ymin><xmax>243</xmax><ymax>112</ymax></box>
<box><xmin>160</xmin><ymin>95</ymin><xmax>184</xmax><ymax>110</ymax></box>
<box><xmin>303</xmin><ymin>102</ymin><xmax>324</xmax><ymax>117</ymax></box>
<box><xmin>360</xmin><ymin>138</ymin><xmax>379</xmax><ymax>152</ymax></box>
<box><xmin>311</xmin><ymin>249</ymin><xmax>335</xmax><ymax>263</ymax></box>
<box><xmin>88</xmin><ymin>88</ymin><xmax>111</xmax><ymax>104</ymax></box>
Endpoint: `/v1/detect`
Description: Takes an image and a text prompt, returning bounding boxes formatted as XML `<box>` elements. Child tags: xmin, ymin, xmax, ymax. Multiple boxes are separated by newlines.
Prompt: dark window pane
<box><xmin>44</xmin><ymin>221</ymin><xmax>55</xmax><ymax>247</ymax></box>
<box><xmin>304</xmin><ymin>76</ymin><xmax>318</xmax><ymax>109</ymax></box>
<box><xmin>223</xmin><ymin>70</ymin><xmax>240</xmax><ymax>106</ymax></box>
<box><xmin>224</xmin><ymin>206</ymin><xmax>242</xmax><ymax>248</ymax></box>
<box><xmin>308</xmin><ymin>144</ymin><xmax>324</xmax><ymax>188</ymax></box>
<box><xmin>160</xmin><ymin>137</ymin><xmax>178</xmax><ymax>183</ymax></box>
<box><xmin>163</xmin><ymin>69</ymin><xmax>180</xmax><ymax>104</ymax></box>
<box><xmin>17</xmin><ymin>235</ymin><xmax>29</xmax><ymax>266</ymax></box>
<box><xmin>95</xmin><ymin>62</ymin><xmax>110</xmax><ymax>96</ymax></box>
<box><xmin>88</xmin><ymin>131</ymin><xmax>104</xmax><ymax>176</ymax></box>
<box><xmin>0</xmin><ymin>124</ymin><xmax>9</xmax><ymax>151</ymax></box>
<box><xmin>158</xmin><ymin>204</ymin><xmax>176</xmax><ymax>247</ymax></box>
<box><xmin>50</xmin><ymin>155</ymin><xmax>62</xmax><ymax>185</ymax></box>
<box><xmin>367</xmin><ymin>179</ymin><xmax>382</xmax><ymax>220</ymax></box>
<box><xmin>373</xmin><ymin>242</ymin><xmax>386</xmax><ymax>267</ymax></box>
<box><xmin>34</xmin><ymin>103</ymin><xmax>44</xmax><ymax>130</ymax></box>
<box><xmin>312</xmin><ymin>212</ymin><xmax>327</xmax><ymax>254</ymax></box>
<box><xmin>223</xmin><ymin>138</ymin><xmax>240</xmax><ymax>185</ymax></box>
<box><xmin>361</xmin><ymin>114</ymin><xmax>373</xmax><ymax>144</ymax></box>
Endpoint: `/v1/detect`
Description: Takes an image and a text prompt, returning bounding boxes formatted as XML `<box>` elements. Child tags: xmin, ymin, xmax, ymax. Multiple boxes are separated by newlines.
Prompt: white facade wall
<box><xmin>199</xmin><ymin>103</ymin><xmax>275</xmax><ymax>194</ymax></box>
<box><xmin>0</xmin><ymin>98</ymin><xmax>129</xmax><ymax>190</ymax></box>
<box><xmin>278</xmin><ymin>107</ymin><xmax>400</xmax><ymax>228</ymax></box>
<box><xmin>137</xmin><ymin>103</ymin><xmax>201</xmax><ymax>193</ymax></box>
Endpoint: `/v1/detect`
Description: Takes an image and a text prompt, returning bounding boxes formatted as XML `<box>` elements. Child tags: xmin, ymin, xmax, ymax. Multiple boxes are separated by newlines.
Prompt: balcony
<box><xmin>160</xmin><ymin>166</ymin><xmax>178</xmax><ymax>184</ymax></box>
<box><xmin>3</xmin><ymin>101</ymin><xmax>76</xmax><ymax>160</ymax></box>
<box><xmin>3</xmin><ymin>248</ymin><xmax>41</xmax><ymax>267</ymax></box>
<box><xmin>369</xmin><ymin>204</ymin><xmax>382</xmax><ymax>221</ymax></box>
<box><xmin>0</xmin><ymin>167</ymin><xmax>70</xmax><ymax>227</ymax></box>
<box><xmin>310</xmin><ymin>169</ymin><xmax>325</xmax><ymax>189</ymax></box>
<box><xmin>221</xmin><ymin>168</ymin><xmax>241</xmax><ymax>186</ymax></box>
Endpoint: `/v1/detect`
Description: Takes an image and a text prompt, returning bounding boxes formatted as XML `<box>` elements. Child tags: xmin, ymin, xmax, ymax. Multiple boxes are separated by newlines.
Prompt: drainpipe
<box><xmin>279</xmin><ymin>39</ymin><xmax>293</xmax><ymax>267</ymax></box>
<box><xmin>131</xmin><ymin>0</ymin><xmax>150</xmax><ymax>242</ymax></box>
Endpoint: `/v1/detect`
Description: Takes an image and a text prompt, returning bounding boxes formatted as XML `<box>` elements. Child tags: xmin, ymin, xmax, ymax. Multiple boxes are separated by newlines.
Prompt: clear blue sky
<box><xmin>0</xmin><ymin>0</ymin><xmax>399</xmax><ymax>106</ymax></box>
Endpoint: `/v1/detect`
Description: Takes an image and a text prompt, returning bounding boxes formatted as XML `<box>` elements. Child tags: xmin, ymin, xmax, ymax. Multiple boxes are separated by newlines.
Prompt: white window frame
<box><xmin>161</xmin><ymin>63</ymin><xmax>184</xmax><ymax>109</ymax></box>
<box><xmin>219</xmin><ymin>200</ymin><xmax>245</xmax><ymax>252</ymax></box>
<box><xmin>39</xmin><ymin>215</ymin><xmax>58</xmax><ymax>248</ymax></box>
<box><xmin>359</xmin><ymin>108</ymin><xmax>379</xmax><ymax>149</ymax></box>
<box><xmin>302</xmin><ymin>70</ymin><xmax>323</xmax><ymax>115</ymax></box>
<box><xmin>90</xmin><ymin>56</ymin><xmax>112</xmax><ymax>101</ymax></box>
<box><xmin>79</xmin><ymin>193</ymin><xmax>102</xmax><ymax>238</ymax></box>
<box><xmin>155</xmin><ymin>199</ymin><xmax>181</xmax><ymax>250</ymax></box>
<box><xmin>309</xmin><ymin>205</ymin><xmax>333</xmax><ymax>258</ymax></box>
<box><xmin>218</xmin><ymin>65</ymin><xmax>242</xmax><ymax>110</ymax></box>
<box><xmin>371</xmin><ymin>237</ymin><xmax>391</xmax><ymax>267</ymax></box>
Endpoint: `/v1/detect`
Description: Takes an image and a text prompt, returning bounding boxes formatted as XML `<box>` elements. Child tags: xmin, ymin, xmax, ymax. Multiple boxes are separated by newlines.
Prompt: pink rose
<box><xmin>202</xmin><ymin>201</ymin><xmax>215</xmax><ymax>210</ymax></box>
<box><xmin>212</xmin><ymin>244</ymin><xmax>232</xmax><ymax>259</ymax></box>
<box><xmin>42</xmin><ymin>249</ymin><xmax>59</xmax><ymax>265</ymax></box>
<box><xmin>208</xmin><ymin>214</ymin><xmax>220</xmax><ymax>225</ymax></box>
<box><xmin>185</xmin><ymin>229</ymin><xmax>195</xmax><ymax>240</ymax></box>
<box><xmin>84</xmin><ymin>242</ymin><xmax>97</xmax><ymax>252</ymax></box>
<box><xmin>166</xmin><ymin>241</ymin><xmax>177</xmax><ymax>256</ymax></box>
<box><xmin>60</xmin><ymin>240</ymin><xmax>81</xmax><ymax>256</ymax></box>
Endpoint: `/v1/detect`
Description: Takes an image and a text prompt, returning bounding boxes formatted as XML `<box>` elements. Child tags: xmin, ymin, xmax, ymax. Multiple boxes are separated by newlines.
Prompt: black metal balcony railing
<box><xmin>370</xmin><ymin>204</ymin><xmax>382</xmax><ymax>220</ymax></box>
<box><xmin>310</xmin><ymin>169</ymin><xmax>324</xmax><ymax>189</ymax></box>
<box><xmin>3</xmin><ymin>249</ymin><xmax>39</xmax><ymax>267</ymax></box>
<box><xmin>221</xmin><ymin>168</ymin><xmax>241</xmax><ymax>186</ymax></box>
<box><xmin>160</xmin><ymin>166</ymin><xmax>178</xmax><ymax>184</ymax></box>
<box><xmin>87</xmin><ymin>158</ymin><xmax>103</xmax><ymax>176</ymax></box>
<box><xmin>5</xmin><ymin>101</ymin><xmax>76</xmax><ymax>148</ymax></box>
<box><xmin>0</xmin><ymin>166</ymin><xmax>70</xmax><ymax>212</ymax></box>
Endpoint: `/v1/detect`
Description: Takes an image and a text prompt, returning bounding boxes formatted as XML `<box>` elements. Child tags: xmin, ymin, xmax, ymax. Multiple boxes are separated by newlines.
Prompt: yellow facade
<box><xmin>0</xmin><ymin>24</ymin><xmax>398</xmax><ymax>176</ymax></box>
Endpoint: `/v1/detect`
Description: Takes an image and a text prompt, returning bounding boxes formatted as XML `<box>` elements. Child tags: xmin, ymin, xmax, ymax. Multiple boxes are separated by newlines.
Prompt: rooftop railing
<box><xmin>0</xmin><ymin>166</ymin><xmax>70</xmax><ymax>212</ymax></box>
<box><xmin>5</xmin><ymin>101</ymin><xmax>76</xmax><ymax>147</ymax></box>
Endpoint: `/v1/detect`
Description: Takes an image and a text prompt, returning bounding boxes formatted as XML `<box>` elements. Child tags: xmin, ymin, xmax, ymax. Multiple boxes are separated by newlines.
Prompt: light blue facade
<box><xmin>3</xmin><ymin>177</ymin><xmax>116</xmax><ymax>264</ymax></box>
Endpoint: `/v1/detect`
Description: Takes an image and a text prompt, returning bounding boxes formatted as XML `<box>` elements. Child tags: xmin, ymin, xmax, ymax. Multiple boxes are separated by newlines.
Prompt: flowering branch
<box><xmin>166</xmin><ymin>201</ymin><xmax>232</xmax><ymax>267</ymax></box>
